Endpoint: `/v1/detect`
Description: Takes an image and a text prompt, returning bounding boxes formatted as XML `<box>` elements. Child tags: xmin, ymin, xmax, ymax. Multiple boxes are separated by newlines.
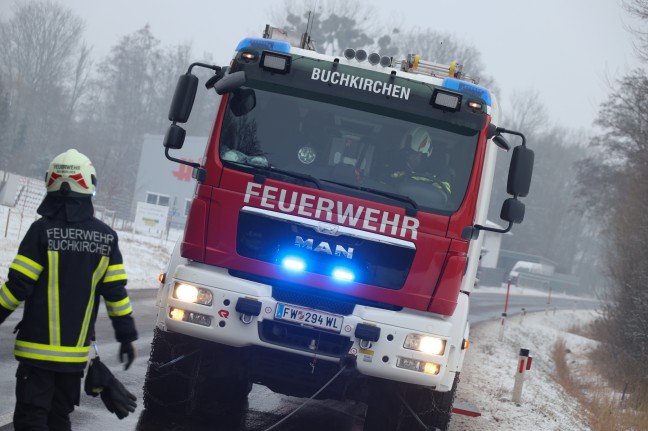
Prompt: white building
<box><xmin>132</xmin><ymin>134</ymin><xmax>208</xmax><ymax>229</ymax></box>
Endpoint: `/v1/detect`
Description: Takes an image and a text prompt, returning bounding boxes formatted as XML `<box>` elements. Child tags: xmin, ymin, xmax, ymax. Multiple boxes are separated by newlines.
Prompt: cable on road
<box><xmin>260</xmin><ymin>363</ymin><xmax>348</xmax><ymax>431</ymax></box>
<box><xmin>396</xmin><ymin>391</ymin><xmax>431</xmax><ymax>431</ymax></box>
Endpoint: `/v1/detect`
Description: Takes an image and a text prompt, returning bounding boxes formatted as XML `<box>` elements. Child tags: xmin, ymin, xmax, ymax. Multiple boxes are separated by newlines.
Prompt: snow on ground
<box><xmin>114</xmin><ymin>229</ymin><xmax>178</xmax><ymax>289</ymax></box>
<box><xmin>451</xmin><ymin>309</ymin><xmax>598</xmax><ymax>430</ymax></box>
<box><xmin>0</xmin><ymin>204</ymin><xmax>600</xmax><ymax>430</ymax></box>
<box><xmin>0</xmin><ymin>205</ymin><xmax>179</xmax><ymax>290</ymax></box>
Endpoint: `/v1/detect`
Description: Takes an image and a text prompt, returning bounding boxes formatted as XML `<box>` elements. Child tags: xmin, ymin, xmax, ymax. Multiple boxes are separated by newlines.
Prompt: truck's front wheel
<box><xmin>143</xmin><ymin>328</ymin><xmax>251</xmax><ymax>423</ymax></box>
<box><xmin>363</xmin><ymin>374</ymin><xmax>458</xmax><ymax>431</ymax></box>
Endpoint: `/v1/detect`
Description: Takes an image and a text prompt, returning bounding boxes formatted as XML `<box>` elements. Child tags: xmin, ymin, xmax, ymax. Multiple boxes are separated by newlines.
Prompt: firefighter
<box><xmin>390</xmin><ymin>126</ymin><xmax>452</xmax><ymax>196</ymax></box>
<box><xmin>0</xmin><ymin>149</ymin><xmax>138</xmax><ymax>430</ymax></box>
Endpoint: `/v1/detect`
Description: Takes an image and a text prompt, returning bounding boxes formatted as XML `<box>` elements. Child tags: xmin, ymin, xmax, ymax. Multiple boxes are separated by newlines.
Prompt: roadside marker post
<box><xmin>498</xmin><ymin>312</ymin><xmax>507</xmax><ymax>342</ymax></box>
<box><xmin>545</xmin><ymin>284</ymin><xmax>552</xmax><ymax>314</ymax></box>
<box><xmin>498</xmin><ymin>279</ymin><xmax>512</xmax><ymax>341</ymax></box>
<box><xmin>512</xmin><ymin>348</ymin><xmax>532</xmax><ymax>404</ymax></box>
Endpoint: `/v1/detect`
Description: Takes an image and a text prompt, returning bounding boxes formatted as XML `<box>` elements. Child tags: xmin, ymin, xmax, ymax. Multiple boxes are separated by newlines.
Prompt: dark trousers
<box><xmin>13</xmin><ymin>363</ymin><xmax>82</xmax><ymax>431</ymax></box>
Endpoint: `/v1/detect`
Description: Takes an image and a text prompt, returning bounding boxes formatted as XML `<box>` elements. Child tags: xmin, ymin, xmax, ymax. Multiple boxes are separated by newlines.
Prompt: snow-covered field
<box><xmin>0</xmin><ymin>203</ymin><xmax>600</xmax><ymax>430</ymax></box>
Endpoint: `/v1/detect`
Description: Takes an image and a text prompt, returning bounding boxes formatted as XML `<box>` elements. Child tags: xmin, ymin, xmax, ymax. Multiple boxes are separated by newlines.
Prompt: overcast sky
<box><xmin>1</xmin><ymin>0</ymin><xmax>642</xmax><ymax>131</ymax></box>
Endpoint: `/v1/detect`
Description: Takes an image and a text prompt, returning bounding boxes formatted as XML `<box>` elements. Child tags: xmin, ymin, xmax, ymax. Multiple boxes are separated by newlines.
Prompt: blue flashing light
<box><xmin>282</xmin><ymin>256</ymin><xmax>306</xmax><ymax>272</ymax></box>
<box><xmin>441</xmin><ymin>78</ymin><xmax>492</xmax><ymax>107</ymax></box>
<box><xmin>332</xmin><ymin>267</ymin><xmax>355</xmax><ymax>282</ymax></box>
<box><xmin>236</xmin><ymin>38</ymin><xmax>291</xmax><ymax>54</ymax></box>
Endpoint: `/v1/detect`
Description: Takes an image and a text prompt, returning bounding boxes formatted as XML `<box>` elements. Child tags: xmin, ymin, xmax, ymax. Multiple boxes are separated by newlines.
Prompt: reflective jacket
<box><xmin>0</xmin><ymin>196</ymin><xmax>137</xmax><ymax>372</ymax></box>
<box><xmin>390</xmin><ymin>169</ymin><xmax>452</xmax><ymax>194</ymax></box>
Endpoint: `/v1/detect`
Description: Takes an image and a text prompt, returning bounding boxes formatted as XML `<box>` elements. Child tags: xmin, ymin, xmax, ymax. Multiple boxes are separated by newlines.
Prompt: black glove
<box><xmin>84</xmin><ymin>356</ymin><xmax>137</xmax><ymax>419</ymax></box>
<box><xmin>100</xmin><ymin>377</ymin><xmax>138</xmax><ymax>420</ymax></box>
<box><xmin>119</xmin><ymin>342</ymin><xmax>135</xmax><ymax>370</ymax></box>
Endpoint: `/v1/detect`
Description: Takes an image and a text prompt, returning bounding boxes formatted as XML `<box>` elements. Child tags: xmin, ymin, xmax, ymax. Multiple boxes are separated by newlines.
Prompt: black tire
<box><xmin>363</xmin><ymin>375</ymin><xmax>459</xmax><ymax>431</ymax></box>
<box><xmin>401</xmin><ymin>374</ymin><xmax>459</xmax><ymax>431</ymax></box>
<box><xmin>363</xmin><ymin>379</ymin><xmax>403</xmax><ymax>431</ymax></box>
<box><xmin>143</xmin><ymin>328</ymin><xmax>251</xmax><ymax>422</ymax></box>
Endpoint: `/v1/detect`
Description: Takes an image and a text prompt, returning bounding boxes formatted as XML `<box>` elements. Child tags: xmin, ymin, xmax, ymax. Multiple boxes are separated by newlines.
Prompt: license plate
<box><xmin>275</xmin><ymin>303</ymin><xmax>343</xmax><ymax>333</ymax></box>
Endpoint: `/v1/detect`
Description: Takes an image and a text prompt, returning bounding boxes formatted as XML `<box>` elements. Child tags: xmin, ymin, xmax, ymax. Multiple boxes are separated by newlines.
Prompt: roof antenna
<box><xmin>303</xmin><ymin>10</ymin><xmax>315</xmax><ymax>49</ymax></box>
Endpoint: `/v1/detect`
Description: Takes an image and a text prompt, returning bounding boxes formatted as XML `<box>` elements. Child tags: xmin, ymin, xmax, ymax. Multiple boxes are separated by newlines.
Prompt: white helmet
<box><xmin>403</xmin><ymin>127</ymin><xmax>432</xmax><ymax>156</ymax></box>
<box><xmin>45</xmin><ymin>149</ymin><xmax>97</xmax><ymax>196</ymax></box>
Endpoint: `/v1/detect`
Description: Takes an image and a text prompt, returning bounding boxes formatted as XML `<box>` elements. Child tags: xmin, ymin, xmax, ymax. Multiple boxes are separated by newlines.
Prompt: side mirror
<box><xmin>168</xmin><ymin>74</ymin><xmax>199</xmax><ymax>123</ymax></box>
<box><xmin>500</xmin><ymin>198</ymin><xmax>525</xmax><ymax>224</ymax></box>
<box><xmin>492</xmin><ymin>135</ymin><xmax>510</xmax><ymax>150</ymax></box>
<box><xmin>163</xmin><ymin>124</ymin><xmax>186</xmax><ymax>150</ymax></box>
<box><xmin>214</xmin><ymin>71</ymin><xmax>246</xmax><ymax>95</ymax></box>
<box><xmin>507</xmin><ymin>146</ymin><xmax>534</xmax><ymax>197</ymax></box>
<box><xmin>230</xmin><ymin>89</ymin><xmax>256</xmax><ymax>117</ymax></box>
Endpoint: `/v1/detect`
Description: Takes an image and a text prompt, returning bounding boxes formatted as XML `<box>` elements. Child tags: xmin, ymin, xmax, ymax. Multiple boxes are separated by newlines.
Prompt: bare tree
<box><xmin>0</xmin><ymin>0</ymin><xmax>91</xmax><ymax>174</ymax></box>
<box><xmin>576</xmin><ymin>66</ymin><xmax>648</xmax><ymax>380</ymax></box>
<box><xmin>76</xmin><ymin>26</ymin><xmax>198</xmax><ymax>217</ymax></box>
<box><xmin>271</xmin><ymin>0</ymin><xmax>378</xmax><ymax>55</ymax></box>
<box><xmin>624</xmin><ymin>0</ymin><xmax>648</xmax><ymax>62</ymax></box>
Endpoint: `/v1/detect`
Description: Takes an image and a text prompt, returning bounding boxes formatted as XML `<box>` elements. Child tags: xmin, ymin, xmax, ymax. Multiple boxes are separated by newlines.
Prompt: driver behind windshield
<box><xmin>390</xmin><ymin>127</ymin><xmax>451</xmax><ymax>196</ymax></box>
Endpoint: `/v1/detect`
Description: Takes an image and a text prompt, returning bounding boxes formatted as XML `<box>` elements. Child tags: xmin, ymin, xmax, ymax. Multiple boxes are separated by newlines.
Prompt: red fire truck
<box><xmin>143</xmin><ymin>25</ymin><xmax>534</xmax><ymax>431</ymax></box>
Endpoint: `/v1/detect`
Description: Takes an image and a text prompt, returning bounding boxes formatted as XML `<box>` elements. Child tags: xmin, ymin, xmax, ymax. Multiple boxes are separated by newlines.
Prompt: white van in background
<box><xmin>509</xmin><ymin>261</ymin><xmax>555</xmax><ymax>284</ymax></box>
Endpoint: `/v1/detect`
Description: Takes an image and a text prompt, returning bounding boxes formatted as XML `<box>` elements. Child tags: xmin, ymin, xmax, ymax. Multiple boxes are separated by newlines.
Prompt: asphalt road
<box><xmin>0</xmin><ymin>287</ymin><xmax>599</xmax><ymax>431</ymax></box>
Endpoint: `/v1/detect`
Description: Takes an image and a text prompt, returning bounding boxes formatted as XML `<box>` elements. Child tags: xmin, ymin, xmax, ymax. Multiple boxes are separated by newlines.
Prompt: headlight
<box><xmin>169</xmin><ymin>307</ymin><xmax>211</xmax><ymax>327</ymax></box>
<box><xmin>173</xmin><ymin>283</ymin><xmax>213</xmax><ymax>306</ymax></box>
<box><xmin>403</xmin><ymin>334</ymin><xmax>446</xmax><ymax>356</ymax></box>
<box><xmin>396</xmin><ymin>357</ymin><xmax>440</xmax><ymax>375</ymax></box>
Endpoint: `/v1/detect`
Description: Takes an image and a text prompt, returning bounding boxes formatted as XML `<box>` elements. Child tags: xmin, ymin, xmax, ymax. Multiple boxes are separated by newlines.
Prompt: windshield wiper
<box><xmin>320</xmin><ymin>179</ymin><xmax>418</xmax><ymax>215</ymax></box>
<box><xmin>223</xmin><ymin>161</ymin><xmax>321</xmax><ymax>189</ymax></box>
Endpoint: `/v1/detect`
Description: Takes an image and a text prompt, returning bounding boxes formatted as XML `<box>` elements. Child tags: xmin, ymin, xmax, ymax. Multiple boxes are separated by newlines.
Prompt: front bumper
<box><xmin>156</xmin><ymin>261</ymin><xmax>469</xmax><ymax>391</ymax></box>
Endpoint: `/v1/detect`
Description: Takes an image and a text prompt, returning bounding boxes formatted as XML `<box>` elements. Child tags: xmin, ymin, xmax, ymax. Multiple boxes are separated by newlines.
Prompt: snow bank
<box><xmin>451</xmin><ymin>309</ymin><xmax>598</xmax><ymax>430</ymax></box>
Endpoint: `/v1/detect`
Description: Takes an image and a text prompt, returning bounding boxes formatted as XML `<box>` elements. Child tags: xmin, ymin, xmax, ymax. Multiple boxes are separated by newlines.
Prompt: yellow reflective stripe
<box><xmin>409</xmin><ymin>176</ymin><xmax>452</xmax><ymax>194</ymax></box>
<box><xmin>10</xmin><ymin>255</ymin><xmax>44</xmax><ymax>281</ymax></box>
<box><xmin>15</xmin><ymin>340</ymin><xmax>90</xmax><ymax>363</ymax></box>
<box><xmin>105</xmin><ymin>297</ymin><xmax>133</xmax><ymax>317</ymax></box>
<box><xmin>47</xmin><ymin>251</ymin><xmax>61</xmax><ymax>346</ymax></box>
<box><xmin>410</xmin><ymin>176</ymin><xmax>434</xmax><ymax>182</ymax></box>
<box><xmin>104</xmin><ymin>264</ymin><xmax>127</xmax><ymax>283</ymax></box>
<box><xmin>0</xmin><ymin>283</ymin><xmax>21</xmax><ymax>311</ymax></box>
<box><xmin>77</xmin><ymin>256</ymin><xmax>109</xmax><ymax>347</ymax></box>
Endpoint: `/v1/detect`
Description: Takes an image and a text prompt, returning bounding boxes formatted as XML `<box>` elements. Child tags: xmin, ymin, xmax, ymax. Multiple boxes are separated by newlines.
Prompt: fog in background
<box><xmin>1</xmin><ymin>0</ymin><xmax>637</xmax><ymax>130</ymax></box>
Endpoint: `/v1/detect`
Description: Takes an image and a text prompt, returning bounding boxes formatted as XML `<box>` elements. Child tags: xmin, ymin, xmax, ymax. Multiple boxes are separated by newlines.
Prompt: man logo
<box><xmin>315</xmin><ymin>222</ymin><xmax>340</xmax><ymax>236</ymax></box>
<box><xmin>294</xmin><ymin>236</ymin><xmax>354</xmax><ymax>259</ymax></box>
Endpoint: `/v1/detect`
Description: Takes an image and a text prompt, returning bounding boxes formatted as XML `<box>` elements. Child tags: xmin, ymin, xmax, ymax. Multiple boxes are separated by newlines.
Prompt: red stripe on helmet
<box><xmin>47</xmin><ymin>172</ymin><xmax>61</xmax><ymax>187</ymax></box>
<box><xmin>69</xmin><ymin>173</ymin><xmax>89</xmax><ymax>189</ymax></box>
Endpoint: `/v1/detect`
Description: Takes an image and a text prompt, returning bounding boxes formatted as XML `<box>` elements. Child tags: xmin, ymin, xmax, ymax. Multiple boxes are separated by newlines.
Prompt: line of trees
<box><xmin>0</xmin><ymin>1</ymin><xmax>216</xmax><ymax>216</ymax></box>
<box><xmin>575</xmin><ymin>0</ymin><xmax>648</xmax><ymax>388</ymax></box>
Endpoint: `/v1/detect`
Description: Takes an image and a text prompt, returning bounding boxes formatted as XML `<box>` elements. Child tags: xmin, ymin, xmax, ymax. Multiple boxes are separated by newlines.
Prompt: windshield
<box><xmin>219</xmin><ymin>87</ymin><xmax>479</xmax><ymax>213</ymax></box>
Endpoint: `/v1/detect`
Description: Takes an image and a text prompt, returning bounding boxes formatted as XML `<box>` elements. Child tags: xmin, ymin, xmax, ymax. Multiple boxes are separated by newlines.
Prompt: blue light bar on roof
<box><xmin>236</xmin><ymin>38</ymin><xmax>291</xmax><ymax>54</ymax></box>
<box><xmin>442</xmin><ymin>78</ymin><xmax>492</xmax><ymax>107</ymax></box>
